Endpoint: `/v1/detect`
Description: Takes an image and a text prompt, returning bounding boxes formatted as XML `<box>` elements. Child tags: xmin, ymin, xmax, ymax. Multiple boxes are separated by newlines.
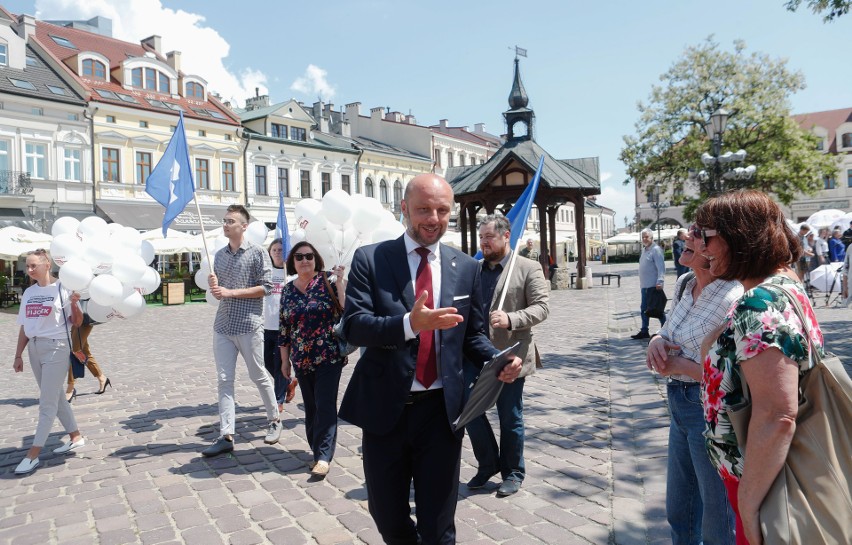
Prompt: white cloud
<box><xmin>290</xmin><ymin>65</ymin><xmax>336</xmax><ymax>101</ymax></box>
<box><xmin>600</xmin><ymin>171</ymin><xmax>613</xmax><ymax>182</ymax></box>
<box><xmin>34</xmin><ymin>0</ymin><xmax>267</xmax><ymax>106</ymax></box>
<box><xmin>599</xmin><ymin>183</ymin><xmax>635</xmax><ymax>229</ymax></box>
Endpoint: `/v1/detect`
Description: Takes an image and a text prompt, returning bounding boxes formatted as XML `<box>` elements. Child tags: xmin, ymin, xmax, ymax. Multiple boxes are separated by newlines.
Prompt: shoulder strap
<box><xmin>676</xmin><ymin>272</ymin><xmax>696</xmax><ymax>303</ymax></box>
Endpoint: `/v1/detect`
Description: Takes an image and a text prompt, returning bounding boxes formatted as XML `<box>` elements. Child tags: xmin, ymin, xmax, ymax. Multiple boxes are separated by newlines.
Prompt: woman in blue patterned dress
<box><xmin>696</xmin><ymin>190</ymin><xmax>822</xmax><ymax>545</ymax></box>
<box><xmin>279</xmin><ymin>241</ymin><xmax>346</xmax><ymax>478</ymax></box>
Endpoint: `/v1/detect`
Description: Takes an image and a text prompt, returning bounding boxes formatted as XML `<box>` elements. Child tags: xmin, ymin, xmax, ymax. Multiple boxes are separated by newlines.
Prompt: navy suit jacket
<box><xmin>338</xmin><ymin>236</ymin><xmax>497</xmax><ymax>435</ymax></box>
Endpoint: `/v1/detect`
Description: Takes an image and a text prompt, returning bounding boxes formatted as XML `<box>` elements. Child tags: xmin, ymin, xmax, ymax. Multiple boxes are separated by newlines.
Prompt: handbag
<box><xmin>58</xmin><ymin>284</ymin><xmax>87</xmax><ymax>379</ymax></box>
<box><xmin>644</xmin><ymin>288</ymin><xmax>668</xmax><ymax>319</ymax></box>
<box><xmin>727</xmin><ymin>284</ymin><xmax>852</xmax><ymax>545</ymax></box>
<box><xmin>321</xmin><ymin>272</ymin><xmax>357</xmax><ymax>357</ymax></box>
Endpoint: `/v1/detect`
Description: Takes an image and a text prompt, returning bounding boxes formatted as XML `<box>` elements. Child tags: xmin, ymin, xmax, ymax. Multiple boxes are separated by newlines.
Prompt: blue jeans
<box><xmin>463</xmin><ymin>362</ymin><xmax>525</xmax><ymax>482</ymax></box>
<box><xmin>296</xmin><ymin>363</ymin><xmax>343</xmax><ymax>463</ymax></box>
<box><xmin>666</xmin><ymin>381</ymin><xmax>735</xmax><ymax>545</ymax></box>
<box><xmin>640</xmin><ymin>287</ymin><xmax>667</xmax><ymax>332</ymax></box>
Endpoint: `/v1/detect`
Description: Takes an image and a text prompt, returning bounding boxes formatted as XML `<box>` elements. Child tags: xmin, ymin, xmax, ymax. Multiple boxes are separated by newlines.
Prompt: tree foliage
<box><xmin>620</xmin><ymin>38</ymin><xmax>837</xmax><ymax>220</ymax></box>
<box><xmin>785</xmin><ymin>0</ymin><xmax>851</xmax><ymax>22</ymax></box>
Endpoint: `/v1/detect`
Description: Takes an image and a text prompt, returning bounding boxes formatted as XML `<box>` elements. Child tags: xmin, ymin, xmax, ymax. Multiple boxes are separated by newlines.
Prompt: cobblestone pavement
<box><xmin>1</xmin><ymin>263</ymin><xmax>849</xmax><ymax>545</ymax></box>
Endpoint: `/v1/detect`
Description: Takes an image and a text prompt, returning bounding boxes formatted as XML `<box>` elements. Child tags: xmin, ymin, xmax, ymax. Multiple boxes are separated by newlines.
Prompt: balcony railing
<box><xmin>0</xmin><ymin>171</ymin><xmax>33</xmax><ymax>195</ymax></box>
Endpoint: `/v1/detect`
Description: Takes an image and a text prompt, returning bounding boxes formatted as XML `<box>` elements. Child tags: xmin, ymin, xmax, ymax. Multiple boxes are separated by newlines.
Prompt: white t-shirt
<box><xmin>263</xmin><ymin>266</ymin><xmax>288</xmax><ymax>331</ymax></box>
<box><xmin>17</xmin><ymin>282</ymin><xmax>74</xmax><ymax>340</ymax></box>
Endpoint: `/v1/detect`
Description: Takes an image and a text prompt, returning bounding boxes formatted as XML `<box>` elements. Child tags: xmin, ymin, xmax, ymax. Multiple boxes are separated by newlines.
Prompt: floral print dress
<box><xmin>702</xmin><ymin>275</ymin><xmax>823</xmax><ymax>483</ymax></box>
<box><xmin>279</xmin><ymin>272</ymin><xmax>345</xmax><ymax>375</ymax></box>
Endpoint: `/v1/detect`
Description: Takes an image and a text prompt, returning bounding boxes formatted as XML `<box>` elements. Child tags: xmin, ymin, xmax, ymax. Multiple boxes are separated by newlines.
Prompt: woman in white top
<box><xmin>264</xmin><ymin>239</ymin><xmax>296</xmax><ymax>411</ymax></box>
<box><xmin>13</xmin><ymin>249</ymin><xmax>84</xmax><ymax>475</ymax></box>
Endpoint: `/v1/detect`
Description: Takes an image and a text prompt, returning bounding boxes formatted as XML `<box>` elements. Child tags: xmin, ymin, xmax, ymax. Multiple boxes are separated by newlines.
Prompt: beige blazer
<box><xmin>487</xmin><ymin>253</ymin><xmax>550</xmax><ymax>378</ymax></box>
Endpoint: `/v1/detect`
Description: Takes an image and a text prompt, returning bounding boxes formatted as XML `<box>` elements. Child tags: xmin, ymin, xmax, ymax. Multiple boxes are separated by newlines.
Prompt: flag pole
<box><xmin>496</xmin><ymin>236</ymin><xmax>525</xmax><ymax>312</ymax></box>
<box><xmin>193</xmin><ymin>196</ymin><xmax>212</xmax><ymax>266</ymax></box>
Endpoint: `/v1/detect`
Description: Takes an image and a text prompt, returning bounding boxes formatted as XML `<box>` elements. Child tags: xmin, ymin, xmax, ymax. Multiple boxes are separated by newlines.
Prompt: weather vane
<box><xmin>510</xmin><ymin>45</ymin><xmax>527</xmax><ymax>59</ymax></box>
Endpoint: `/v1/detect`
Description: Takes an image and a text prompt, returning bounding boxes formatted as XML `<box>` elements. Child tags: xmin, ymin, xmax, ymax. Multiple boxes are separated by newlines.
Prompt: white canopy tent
<box><xmin>0</xmin><ymin>226</ymin><xmax>53</xmax><ymax>261</ymax></box>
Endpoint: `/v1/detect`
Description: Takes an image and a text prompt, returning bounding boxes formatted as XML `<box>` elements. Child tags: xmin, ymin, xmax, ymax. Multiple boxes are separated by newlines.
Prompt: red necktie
<box><xmin>414</xmin><ymin>247</ymin><xmax>437</xmax><ymax>388</ymax></box>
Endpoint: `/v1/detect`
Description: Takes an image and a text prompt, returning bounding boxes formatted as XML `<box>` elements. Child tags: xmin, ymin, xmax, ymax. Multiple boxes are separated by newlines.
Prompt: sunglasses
<box><xmin>293</xmin><ymin>252</ymin><xmax>314</xmax><ymax>262</ymax></box>
<box><xmin>690</xmin><ymin>224</ymin><xmax>717</xmax><ymax>243</ymax></box>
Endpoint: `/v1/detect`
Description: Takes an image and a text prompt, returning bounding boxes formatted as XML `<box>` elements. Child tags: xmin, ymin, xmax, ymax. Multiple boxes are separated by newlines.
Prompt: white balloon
<box><xmin>352</xmin><ymin>197</ymin><xmax>386</xmax><ymax>235</ymax></box>
<box><xmin>86</xmin><ymin>300</ymin><xmax>122</xmax><ymax>322</ymax></box>
<box><xmin>51</xmin><ymin>216</ymin><xmax>80</xmax><ymax>237</ymax></box>
<box><xmin>113</xmin><ymin>226</ymin><xmax>142</xmax><ymax>254</ymax></box>
<box><xmin>322</xmin><ymin>188</ymin><xmax>354</xmax><ymax>225</ymax></box>
<box><xmin>205</xmin><ymin>290</ymin><xmax>220</xmax><ymax>307</ymax></box>
<box><xmin>140</xmin><ymin>240</ymin><xmax>155</xmax><ymax>265</ymax></box>
<box><xmin>50</xmin><ymin>233</ymin><xmax>84</xmax><ymax>266</ymax></box>
<box><xmin>194</xmin><ymin>269</ymin><xmax>210</xmax><ymax>290</ymax></box>
<box><xmin>214</xmin><ymin>236</ymin><xmax>228</xmax><ymax>252</ymax></box>
<box><xmin>305</xmin><ymin>213</ymin><xmax>329</xmax><ymax>245</ymax></box>
<box><xmin>199</xmin><ymin>256</ymin><xmax>214</xmax><ymax>276</ymax></box>
<box><xmin>111</xmin><ymin>253</ymin><xmax>147</xmax><ymax>284</ymax></box>
<box><xmin>82</xmin><ymin>236</ymin><xmax>115</xmax><ymax>274</ymax></box>
<box><xmin>107</xmin><ymin>223</ymin><xmax>124</xmax><ymax>236</ymax></box>
<box><xmin>133</xmin><ymin>268</ymin><xmax>161</xmax><ymax>295</ymax></box>
<box><xmin>114</xmin><ymin>289</ymin><xmax>145</xmax><ymax>318</ymax></box>
<box><xmin>89</xmin><ymin>274</ymin><xmax>124</xmax><ymax>306</ymax></box>
<box><xmin>290</xmin><ymin>228</ymin><xmax>306</xmax><ymax>244</ymax></box>
<box><xmin>371</xmin><ymin>221</ymin><xmax>405</xmax><ymax>243</ymax></box>
<box><xmin>77</xmin><ymin>216</ymin><xmax>109</xmax><ymax>241</ymax></box>
<box><xmin>246</xmin><ymin>221</ymin><xmax>268</xmax><ymax>246</ymax></box>
<box><xmin>58</xmin><ymin>258</ymin><xmax>93</xmax><ymax>291</ymax></box>
<box><xmin>314</xmin><ymin>242</ymin><xmax>338</xmax><ymax>268</ymax></box>
<box><xmin>294</xmin><ymin>198</ymin><xmax>322</xmax><ymax>228</ymax></box>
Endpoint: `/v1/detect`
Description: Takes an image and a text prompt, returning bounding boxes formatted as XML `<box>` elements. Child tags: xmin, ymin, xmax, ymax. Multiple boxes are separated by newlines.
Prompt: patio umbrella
<box><xmin>808</xmin><ymin>263</ymin><xmax>843</xmax><ymax>293</ymax></box>
<box><xmin>0</xmin><ymin>226</ymin><xmax>53</xmax><ymax>261</ymax></box>
<box><xmin>830</xmin><ymin>212</ymin><xmax>852</xmax><ymax>233</ymax></box>
<box><xmin>806</xmin><ymin>209</ymin><xmax>845</xmax><ymax>229</ymax></box>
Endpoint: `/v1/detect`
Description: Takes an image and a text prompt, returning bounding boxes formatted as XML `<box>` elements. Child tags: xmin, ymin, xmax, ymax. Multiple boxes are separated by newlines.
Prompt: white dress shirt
<box><xmin>402</xmin><ymin>232</ymin><xmax>443</xmax><ymax>391</ymax></box>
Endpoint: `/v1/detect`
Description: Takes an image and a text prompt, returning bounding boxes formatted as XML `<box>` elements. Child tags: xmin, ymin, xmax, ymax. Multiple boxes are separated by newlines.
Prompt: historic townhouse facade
<box><xmin>429</xmin><ymin>119</ymin><xmax>501</xmax><ymax>178</ymax></box>
<box><xmin>0</xmin><ymin>11</ymin><xmax>90</xmax><ymax>229</ymax></box>
<box><xmin>28</xmin><ymin>14</ymin><xmax>242</xmax><ymax>231</ymax></box>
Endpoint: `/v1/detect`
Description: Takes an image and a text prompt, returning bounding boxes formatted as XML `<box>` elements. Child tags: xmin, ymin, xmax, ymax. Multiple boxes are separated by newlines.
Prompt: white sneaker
<box><xmin>14</xmin><ymin>457</ymin><xmax>39</xmax><ymax>475</ymax></box>
<box><xmin>53</xmin><ymin>437</ymin><xmax>86</xmax><ymax>454</ymax></box>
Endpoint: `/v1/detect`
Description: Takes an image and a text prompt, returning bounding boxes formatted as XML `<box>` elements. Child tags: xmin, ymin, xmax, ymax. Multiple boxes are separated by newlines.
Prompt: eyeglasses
<box><xmin>690</xmin><ymin>224</ymin><xmax>717</xmax><ymax>243</ymax></box>
<box><xmin>293</xmin><ymin>252</ymin><xmax>314</xmax><ymax>262</ymax></box>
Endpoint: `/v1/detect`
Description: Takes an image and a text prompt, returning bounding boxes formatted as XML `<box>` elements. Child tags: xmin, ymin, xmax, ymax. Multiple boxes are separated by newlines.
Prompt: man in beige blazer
<box><xmin>465</xmin><ymin>214</ymin><xmax>550</xmax><ymax>496</ymax></box>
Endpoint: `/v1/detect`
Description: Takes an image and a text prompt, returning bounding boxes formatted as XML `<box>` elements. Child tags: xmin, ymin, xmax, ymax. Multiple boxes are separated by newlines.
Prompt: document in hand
<box><xmin>452</xmin><ymin>342</ymin><xmax>520</xmax><ymax>431</ymax></box>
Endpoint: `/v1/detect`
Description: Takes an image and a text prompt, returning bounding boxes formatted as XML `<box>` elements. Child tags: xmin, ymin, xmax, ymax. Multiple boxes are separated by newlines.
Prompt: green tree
<box><xmin>620</xmin><ymin>38</ymin><xmax>837</xmax><ymax>220</ymax></box>
<box><xmin>785</xmin><ymin>0</ymin><xmax>851</xmax><ymax>22</ymax></box>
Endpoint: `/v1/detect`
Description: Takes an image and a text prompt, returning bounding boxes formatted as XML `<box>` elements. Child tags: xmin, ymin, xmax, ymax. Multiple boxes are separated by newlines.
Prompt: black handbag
<box><xmin>58</xmin><ymin>284</ymin><xmax>87</xmax><ymax>378</ymax></box>
<box><xmin>644</xmin><ymin>288</ymin><xmax>668</xmax><ymax>319</ymax></box>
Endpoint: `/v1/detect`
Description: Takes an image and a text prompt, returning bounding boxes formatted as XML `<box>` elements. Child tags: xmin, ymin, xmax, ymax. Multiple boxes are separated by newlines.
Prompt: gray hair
<box><xmin>640</xmin><ymin>228</ymin><xmax>654</xmax><ymax>237</ymax></box>
<box><xmin>479</xmin><ymin>214</ymin><xmax>511</xmax><ymax>236</ymax></box>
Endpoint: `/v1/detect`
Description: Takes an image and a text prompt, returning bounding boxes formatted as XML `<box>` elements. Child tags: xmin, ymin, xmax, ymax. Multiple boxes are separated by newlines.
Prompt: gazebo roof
<box><xmin>447</xmin><ymin>138</ymin><xmax>600</xmax><ymax>197</ymax></box>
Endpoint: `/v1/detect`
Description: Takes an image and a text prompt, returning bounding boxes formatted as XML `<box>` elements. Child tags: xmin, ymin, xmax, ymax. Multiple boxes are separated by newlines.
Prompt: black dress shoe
<box><xmin>466</xmin><ymin>470</ymin><xmax>498</xmax><ymax>489</ymax></box>
<box><xmin>497</xmin><ymin>478</ymin><xmax>521</xmax><ymax>497</ymax></box>
<box><xmin>630</xmin><ymin>331</ymin><xmax>651</xmax><ymax>340</ymax></box>
<box><xmin>201</xmin><ymin>436</ymin><xmax>234</xmax><ymax>457</ymax></box>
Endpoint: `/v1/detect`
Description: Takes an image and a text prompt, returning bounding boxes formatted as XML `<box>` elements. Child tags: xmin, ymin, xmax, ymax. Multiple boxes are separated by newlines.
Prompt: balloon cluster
<box><xmin>193</xmin><ymin>220</ymin><xmax>270</xmax><ymax>307</ymax></box>
<box><xmin>292</xmin><ymin>189</ymin><xmax>404</xmax><ymax>271</ymax></box>
<box><xmin>50</xmin><ymin>216</ymin><xmax>161</xmax><ymax>322</ymax></box>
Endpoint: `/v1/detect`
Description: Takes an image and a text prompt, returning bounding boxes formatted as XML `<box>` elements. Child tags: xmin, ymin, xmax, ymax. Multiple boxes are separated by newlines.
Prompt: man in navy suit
<box><xmin>339</xmin><ymin>174</ymin><xmax>522</xmax><ymax>544</ymax></box>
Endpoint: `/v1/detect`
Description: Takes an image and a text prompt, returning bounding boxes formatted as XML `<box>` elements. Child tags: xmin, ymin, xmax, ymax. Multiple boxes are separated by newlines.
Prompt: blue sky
<box><xmin>5</xmin><ymin>0</ymin><xmax>851</xmax><ymax>227</ymax></box>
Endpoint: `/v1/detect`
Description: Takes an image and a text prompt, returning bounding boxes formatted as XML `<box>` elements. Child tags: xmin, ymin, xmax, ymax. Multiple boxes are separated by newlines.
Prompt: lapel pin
<box><xmin>451</xmin><ymin>261</ymin><xmax>456</xmax><ymax>268</ymax></box>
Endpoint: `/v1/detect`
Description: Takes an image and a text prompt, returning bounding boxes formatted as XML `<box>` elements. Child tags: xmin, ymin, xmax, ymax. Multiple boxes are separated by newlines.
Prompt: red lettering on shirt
<box><xmin>25</xmin><ymin>304</ymin><xmax>53</xmax><ymax>318</ymax></box>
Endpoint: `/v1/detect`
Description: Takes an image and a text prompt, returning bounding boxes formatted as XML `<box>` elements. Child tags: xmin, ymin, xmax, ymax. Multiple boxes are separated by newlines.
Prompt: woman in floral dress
<box><xmin>279</xmin><ymin>241</ymin><xmax>346</xmax><ymax>478</ymax></box>
<box><xmin>695</xmin><ymin>190</ymin><xmax>822</xmax><ymax>545</ymax></box>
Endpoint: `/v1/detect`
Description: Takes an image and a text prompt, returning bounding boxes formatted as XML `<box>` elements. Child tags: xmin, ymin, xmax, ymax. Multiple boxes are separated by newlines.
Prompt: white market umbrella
<box><xmin>140</xmin><ymin>228</ymin><xmax>197</xmax><ymax>255</ymax></box>
<box><xmin>808</xmin><ymin>263</ymin><xmax>843</xmax><ymax>293</ymax></box>
<box><xmin>806</xmin><ymin>209</ymin><xmax>845</xmax><ymax>229</ymax></box>
<box><xmin>829</xmin><ymin>212</ymin><xmax>852</xmax><ymax>233</ymax></box>
<box><xmin>0</xmin><ymin>226</ymin><xmax>53</xmax><ymax>261</ymax></box>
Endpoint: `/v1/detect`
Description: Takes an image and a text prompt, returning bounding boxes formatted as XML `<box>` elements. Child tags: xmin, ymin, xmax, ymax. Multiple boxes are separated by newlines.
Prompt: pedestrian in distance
<box><xmin>673</xmin><ymin>228</ymin><xmax>688</xmax><ymax>278</ymax></box>
<box><xmin>631</xmin><ymin>228</ymin><xmax>666</xmax><ymax>339</ymax></box>
<box><xmin>264</xmin><ymin>238</ymin><xmax>297</xmax><ymax>413</ymax></box>
<box><xmin>64</xmin><ymin>303</ymin><xmax>110</xmax><ymax>403</ymax></box>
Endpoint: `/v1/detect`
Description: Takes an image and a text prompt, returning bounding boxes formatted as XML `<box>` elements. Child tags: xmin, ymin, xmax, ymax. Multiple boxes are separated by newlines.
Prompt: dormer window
<box><xmin>0</xmin><ymin>43</ymin><xmax>7</xmax><ymax>66</ymax></box>
<box><xmin>186</xmin><ymin>81</ymin><xmax>204</xmax><ymax>99</ymax></box>
<box><xmin>131</xmin><ymin>67</ymin><xmax>170</xmax><ymax>93</ymax></box>
<box><xmin>83</xmin><ymin>59</ymin><xmax>107</xmax><ymax>81</ymax></box>
<box><xmin>842</xmin><ymin>133</ymin><xmax>852</xmax><ymax>149</ymax></box>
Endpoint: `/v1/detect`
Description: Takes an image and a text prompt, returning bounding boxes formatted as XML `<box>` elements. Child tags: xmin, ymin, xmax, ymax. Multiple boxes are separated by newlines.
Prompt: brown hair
<box><xmin>285</xmin><ymin>241</ymin><xmax>324</xmax><ymax>276</ymax></box>
<box><xmin>694</xmin><ymin>190</ymin><xmax>802</xmax><ymax>281</ymax></box>
<box><xmin>226</xmin><ymin>204</ymin><xmax>250</xmax><ymax>223</ymax></box>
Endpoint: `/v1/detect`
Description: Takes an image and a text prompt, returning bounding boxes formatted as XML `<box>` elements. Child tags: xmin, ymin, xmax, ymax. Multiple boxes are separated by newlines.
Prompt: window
<box><xmin>96</xmin><ymin>89</ymin><xmax>118</xmax><ymax>99</ymax></box>
<box><xmin>145</xmin><ymin>68</ymin><xmax>156</xmax><ymax>90</ymax></box>
<box><xmin>136</xmin><ymin>151</ymin><xmax>151</xmax><ymax>184</ymax></box>
<box><xmin>9</xmin><ymin>78</ymin><xmax>36</xmax><ymax>90</ymax></box>
<box><xmin>434</xmin><ymin>148</ymin><xmax>441</xmax><ymax>168</ymax></box>
<box><xmin>341</xmin><ymin>174</ymin><xmax>350</xmax><ymax>194</ymax></box>
<box><xmin>186</xmin><ymin>82</ymin><xmax>203</xmax><ymax>98</ymax></box>
<box><xmin>158</xmin><ymin>72</ymin><xmax>169</xmax><ymax>94</ymax></box>
<box><xmin>222</xmin><ymin>161</ymin><xmax>235</xmax><ymax>191</ymax></box>
<box><xmin>64</xmin><ymin>149</ymin><xmax>81</xmax><ymax>181</ymax></box>
<box><xmin>447</xmin><ymin>152</ymin><xmax>454</xmax><ymax>168</ymax></box>
<box><xmin>133</xmin><ymin>66</ymin><xmax>170</xmax><ymax>93</ymax></box>
<box><xmin>116</xmin><ymin>93</ymin><xmax>138</xmax><ymax>104</ymax></box>
<box><xmin>816</xmin><ymin>139</ymin><xmax>825</xmax><ymax>151</ymax></box>
<box><xmin>196</xmin><ymin>158</ymin><xmax>209</xmax><ymax>189</ymax></box>
<box><xmin>380</xmin><ymin>179</ymin><xmax>389</xmax><ymax>203</ymax></box>
<box><xmin>102</xmin><ymin>148</ymin><xmax>120</xmax><ymax>182</ymax></box>
<box><xmin>50</xmin><ymin>35</ymin><xmax>76</xmax><ymax>49</ymax></box>
<box><xmin>300</xmin><ymin>170</ymin><xmax>311</xmax><ymax>198</ymax></box>
<box><xmin>272</xmin><ymin>123</ymin><xmax>288</xmax><ymax>138</ymax></box>
<box><xmin>0</xmin><ymin>43</ymin><xmax>7</xmax><ymax>65</ymax></box>
<box><xmin>139</xmin><ymin>120</ymin><xmax>148</xmax><ymax>128</ymax></box>
<box><xmin>0</xmin><ymin>141</ymin><xmax>8</xmax><ymax>171</ymax></box>
<box><xmin>255</xmin><ymin>165</ymin><xmax>268</xmax><ymax>195</ymax></box>
<box><xmin>459</xmin><ymin>155</ymin><xmax>465</xmax><ymax>166</ymax></box>
<box><xmin>848</xmin><ymin>169</ymin><xmax>852</xmax><ymax>188</ymax></box>
<box><xmin>131</xmin><ymin>68</ymin><xmax>143</xmax><ymax>88</ymax></box>
<box><xmin>67</xmin><ymin>113</ymin><xmax>79</xmax><ymax>121</ymax></box>
<box><xmin>25</xmin><ymin>143</ymin><xmax>47</xmax><ymax>179</ymax></box>
<box><xmin>224</xmin><ymin>134</ymin><xmax>232</xmax><ymax>141</ymax></box>
<box><xmin>843</xmin><ymin>133</ymin><xmax>852</xmax><ymax>148</ymax></box>
<box><xmin>31</xmin><ymin>107</ymin><xmax>43</xmax><ymax>116</ymax></box>
<box><xmin>164</xmin><ymin>102</ymin><xmax>183</xmax><ymax>112</ymax></box>
<box><xmin>393</xmin><ymin>180</ymin><xmax>402</xmax><ymax>209</ymax></box>
<box><xmin>47</xmin><ymin>85</ymin><xmax>67</xmax><ymax>95</ymax></box>
<box><xmin>365</xmin><ymin>177</ymin><xmax>374</xmax><ymax>198</ymax></box>
<box><xmin>25</xmin><ymin>56</ymin><xmax>37</xmax><ymax>67</ymax></box>
<box><xmin>824</xmin><ymin>176</ymin><xmax>836</xmax><ymax>190</ymax></box>
<box><xmin>290</xmin><ymin>127</ymin><xmax>307</xmax><ymax>142</ymax></box>
<box><xmin>82</xmin><ymin>59</ymin><xmax>106</xmax><ymax>80</ymax></box>
<box><xmin>278</xmin><ymin>168</ymin><xmax>289</xmax><ymax>197</ymax></box>
<box><xmin>106</xmin><ymin>115</ymin><xmax>116</xmax><ymax>123</ymax></box>
<box><xmin>321</xmin><ymin>172</ymin><xmax>331</xmax><ymax>195</ymax></box>
<box><xmin>148</xmin><ymin>99</ymin><xmax>167</xmax><ymax>109</ymax></box>
<box><xmin>198</xmin><ymin>130</ymin><xmax>206</xmax><ymax>137</ymax></box>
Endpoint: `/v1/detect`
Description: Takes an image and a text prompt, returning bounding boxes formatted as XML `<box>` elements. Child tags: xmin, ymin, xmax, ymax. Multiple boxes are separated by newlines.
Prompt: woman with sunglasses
<box><xmin>279</xmin><ymin>241</ymin><xmax>346</xmax><ymax>477</ymax></box>
<box><xmin>12</xmin><ymin>249</ymin><xmax>85</xmax><ymax>475</ymax></box>
<box><xmin>265</xmin><ymin>238</ymin><xmax>297</xmax><ymax>412</ymax></box>
<box><xmin>646</xmin><ymin>224</ymin><xmax>741</xmax><ymax>545</ymax></box>
<box><xmin>696</xmin><ymin>190</ymin><xmax>822</xmax><ymax>545</ymax></box>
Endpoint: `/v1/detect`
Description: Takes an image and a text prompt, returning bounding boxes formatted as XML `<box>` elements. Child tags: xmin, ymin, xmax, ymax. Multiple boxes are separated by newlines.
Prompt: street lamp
<box><xmin>28</xmin><ymin>200</ymin><xmax>59</xmax><ymax>233</ymax></box>
<box><xmin>698</xmin><ymin>107</ymin><xmax>756</xmax><ymax>194</ymax></box>
<box><xmin>649</xmin><ymin>184</ymin><xmax>669</xmax><ymax>243</ymax></box>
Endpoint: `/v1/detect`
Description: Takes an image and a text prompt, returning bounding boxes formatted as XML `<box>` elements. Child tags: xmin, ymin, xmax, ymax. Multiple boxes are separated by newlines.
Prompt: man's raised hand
<box><xmin>410</xmin><ymin>291</ymin><xmax>463</xmax><ymax>332</ymax></box>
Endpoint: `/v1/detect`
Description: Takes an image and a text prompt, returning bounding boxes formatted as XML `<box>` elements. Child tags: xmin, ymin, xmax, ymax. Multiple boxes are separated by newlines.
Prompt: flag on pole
<box><xmin>277</xmin><ymin>190</ymin><xmax>291</xmax><ymax>259</ymax></box>
<box><xmin>145</xmin><ymin>111</ymin><xmax>195</xmax><ymax>237</ymax></box>
<box><xmin>474</xmin><ymin>154</ymin><xmax>545</xmax><ymax>259</ymax></box>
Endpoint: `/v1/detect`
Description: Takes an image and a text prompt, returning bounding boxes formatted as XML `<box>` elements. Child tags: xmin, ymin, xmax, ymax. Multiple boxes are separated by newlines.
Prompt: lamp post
<box><xmin>28</xmin><ymin>200</ymin><xmax>59</xmax><ymax>233</ymax></box>
<box><xmin>698</xmin><ymin>107</ymin><xmax>756</xmax><ymax>195</ymax></box>
<box><xmin>649</xmin><ymin>184</ymin><xmax>668</xmax><ymax>243</ymax></box>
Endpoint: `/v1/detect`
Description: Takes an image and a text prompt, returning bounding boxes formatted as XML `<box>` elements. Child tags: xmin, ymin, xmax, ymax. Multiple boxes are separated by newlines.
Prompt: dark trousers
<box><xmin>296</xmin><ymin>363</ymin><xmax>342</xmax><ymax>463</ymax></box>
<box><xmin>640</xmin><ymin>287</ymin><xmax>667</xmax><ymax>332</ymax></box>
<box><xmin>263</xmin><ymin>329</ymin><xmax>288</xmax><ymax>404</ymax></box>
<box><xmin>675</xmin><ymin>262</ymin><xmax>689</xmax><ymax>279</ymax></box>
<box><xmin>362</xmin><ymin>391</ymin><xmax>461</xmax><ymax>545</ymax></box>
<box><xmin>463</xmin><ymin>362</ymin><xmax>526</xmax><ymax>482</ymax></box>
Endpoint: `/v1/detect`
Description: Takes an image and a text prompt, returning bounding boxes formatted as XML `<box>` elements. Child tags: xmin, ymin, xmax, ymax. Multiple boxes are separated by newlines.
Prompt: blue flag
<box><xmin>277</xmin><ymin>190</ymin><xmax>291</xmax><ymax>259</ymax></box>
<box><xmin>145</xmin><ymin>112</ymin><xmax>195</xmax><ymax>237</ymax></box>
<box><xmin>474</xmin><ymin>154</ymin><xmax>545</xmax><ymax>259</ymax></box>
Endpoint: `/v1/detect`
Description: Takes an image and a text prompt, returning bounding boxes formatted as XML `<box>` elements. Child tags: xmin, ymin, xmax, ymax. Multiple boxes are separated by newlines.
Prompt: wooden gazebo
<box><xmin>445</xmin><ymin>58</ymin><xmax>600</xmax><ymax>282</ymax></box>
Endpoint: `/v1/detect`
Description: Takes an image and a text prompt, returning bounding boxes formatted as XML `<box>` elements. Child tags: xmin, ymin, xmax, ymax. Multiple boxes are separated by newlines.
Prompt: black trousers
<box><xmin>296</xmin><ymin>363</ymin><xmax>343</xmax><ymax>463</ymax></box>
<box><xmin>362</xmin><ymin>391</ymin><xmax>462</xmax><ymax>545</ymax></box>
<box><xmin>263</xmin><ymin>329</ymin><xmax>287</xmax><ymax>404</ymax></box>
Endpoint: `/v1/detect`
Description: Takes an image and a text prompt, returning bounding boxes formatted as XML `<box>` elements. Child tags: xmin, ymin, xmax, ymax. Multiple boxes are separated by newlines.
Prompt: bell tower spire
<box><xmin>504</xmin><ymin>57</ymin><xmax>534</xmax><ymax>141</ymax></box>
